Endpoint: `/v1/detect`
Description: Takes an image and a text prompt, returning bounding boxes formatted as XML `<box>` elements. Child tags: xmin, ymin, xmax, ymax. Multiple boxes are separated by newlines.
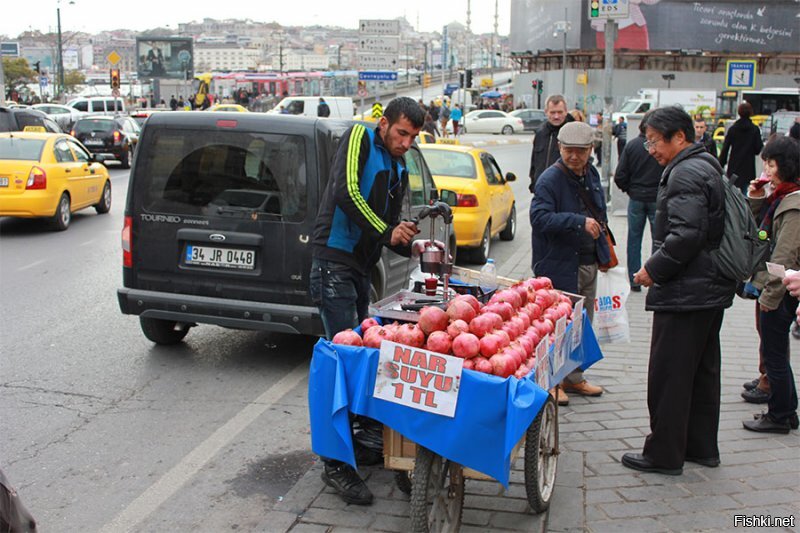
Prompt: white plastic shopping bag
<box><xmin>593</xmin><ymin>268</ymin><xmax>631</xmax><ymax>344</ymax></box>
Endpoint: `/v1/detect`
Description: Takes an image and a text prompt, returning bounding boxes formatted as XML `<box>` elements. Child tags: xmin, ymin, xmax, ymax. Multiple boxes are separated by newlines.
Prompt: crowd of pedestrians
<box><xmin>527</xmin><ymin>93</ymin><xmax>799</xmax><ymax>476</ymax></box>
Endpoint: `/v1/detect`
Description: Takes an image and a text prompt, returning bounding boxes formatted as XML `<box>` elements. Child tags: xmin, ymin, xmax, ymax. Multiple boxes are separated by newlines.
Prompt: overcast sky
<box><xmin>2</xmin><ymin>0</ymin><xmax>511</xmax><ymax>38</ymax></box>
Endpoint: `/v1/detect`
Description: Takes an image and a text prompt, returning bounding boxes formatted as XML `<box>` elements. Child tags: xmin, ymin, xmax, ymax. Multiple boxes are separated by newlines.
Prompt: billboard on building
<box><xmin>510</xmin><ymin>0</ymin><xmax>799</xmax><ymax>54</ymax></box>
<box><xmin>1</xmin><ymin>42</ymin><xmax>20</xmax><ymax>57</ymax></box>
<box><xmin>136</xmin><ymin>37</ymin><xmax>193</xmax><ymax>79</ymax></box>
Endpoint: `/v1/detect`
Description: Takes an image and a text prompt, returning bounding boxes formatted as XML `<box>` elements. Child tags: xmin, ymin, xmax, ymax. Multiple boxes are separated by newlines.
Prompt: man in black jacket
<box><xmin>317</xmin><ymin>97</ymin><xmax>331</xmax><ymax>117</ymax></box>
<box><xmin>622</xmin><ymin>107</ymin><xmax>735</xmax><ymax>476</ymax></box>
<box><xmin>693</xmin><ymin>117</ymin><xmax>717</xmax><ymax>157</ymax></box>
<box><xmin>528</xmin><ymin>94</ymin><xmax>574</xmax><ymax>193</ymax></box>
<box><xmin>614</xmin><ymin>112</ymin><xmax>663</xmax><ymax>291</ymax></box>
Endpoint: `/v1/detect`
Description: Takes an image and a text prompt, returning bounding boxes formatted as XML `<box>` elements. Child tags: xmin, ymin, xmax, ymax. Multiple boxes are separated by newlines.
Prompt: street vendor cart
<box><xmin>308</xmin><ymin>266</ymin><xmax>603</xmax><ymax>532</ymax></box>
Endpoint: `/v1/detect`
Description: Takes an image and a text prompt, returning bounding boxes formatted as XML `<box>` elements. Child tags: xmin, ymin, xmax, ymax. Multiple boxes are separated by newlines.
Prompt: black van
<box><xmin>117</xmin><ymin>112</ymin><xmax>450</xmax><ymax>343</ymax></box>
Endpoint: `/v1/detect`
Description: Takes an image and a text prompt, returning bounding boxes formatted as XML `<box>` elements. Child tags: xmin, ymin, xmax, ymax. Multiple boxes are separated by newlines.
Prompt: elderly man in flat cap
<box><xmin>530</xmin><ymin>121</ymin><xmax>610</xmax><ymax>405</ymax></box>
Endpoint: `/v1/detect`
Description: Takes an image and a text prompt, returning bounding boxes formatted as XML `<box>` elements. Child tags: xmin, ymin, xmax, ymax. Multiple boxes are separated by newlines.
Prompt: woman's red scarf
<box><xmin>759</xmin><ymin>181</ymin><xmax>800</xmax><ymax>235</ymax></box>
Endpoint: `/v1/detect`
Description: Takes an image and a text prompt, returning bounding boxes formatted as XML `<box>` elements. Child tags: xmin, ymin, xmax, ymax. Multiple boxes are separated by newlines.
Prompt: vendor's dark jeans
<box><xmin>309</xmin><ymin>257</ymin><xmax>381</xmax><ymax>465</ymax></box>
<box><xmin>759</xmin><ymin>293</ymin><xmax>799</xmax><ymax>423</ymax></box>
<box><xmin>309</xmin><ymin>258</ymin><xmax>370</xmax><ymax>340</ymax></box>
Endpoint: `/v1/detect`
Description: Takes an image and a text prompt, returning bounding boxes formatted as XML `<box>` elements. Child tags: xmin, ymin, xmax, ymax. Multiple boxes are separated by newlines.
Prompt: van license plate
<box><xmin>185</xmin><ymin>245</ymin><xmax>255</xmax><ymax>270</ymax></box>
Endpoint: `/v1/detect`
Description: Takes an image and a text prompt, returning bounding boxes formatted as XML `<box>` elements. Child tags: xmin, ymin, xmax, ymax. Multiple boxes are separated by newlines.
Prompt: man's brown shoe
<box><xmin>562</xmin><ymin>380</ymin><xmax>603</xmax><ymax>397</ymax></box>
<box><xmin>550</xmin><ymin>387</ymin><xmax>569</xmax><ymax>406</ymax></box>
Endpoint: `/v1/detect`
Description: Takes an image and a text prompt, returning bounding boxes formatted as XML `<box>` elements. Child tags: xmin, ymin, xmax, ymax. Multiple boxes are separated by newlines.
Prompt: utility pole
<box><xmin>421</xmin><ymin>42</ymin><xmax>427</xmax><ymax>102</ymax></box>
<box><xmin>57</xmin><ymin>5</ymin><xmax>64</xmax><ymax>99</ymax></box>
<box><xmin>562</xmin><ymin>7</ymin><xmax>567</xmax><ymax>95</ymax></box>
<box><xmin>601</xmin><ymin>21</ymin><xmax>617</xmax><ymax>202</ymax></box>
<box><xmin>493</xmin><ymin>0</ymin><xmax>499</xmax><ymax>69</ymax></box>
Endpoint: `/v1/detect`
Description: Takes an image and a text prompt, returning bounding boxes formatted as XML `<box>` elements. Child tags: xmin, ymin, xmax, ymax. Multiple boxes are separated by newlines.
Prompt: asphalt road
<box><xmin>0</xmin><ymin>136</ymin><xmax>534</xmax><ymax>532</ymax></box>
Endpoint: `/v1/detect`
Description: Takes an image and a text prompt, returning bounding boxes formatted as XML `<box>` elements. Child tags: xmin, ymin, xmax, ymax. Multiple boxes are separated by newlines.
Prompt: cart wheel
<box><xmin>524</xmin><ymin>395</ymin><xmax>558</xmax><ymax>513</ymax></box>
<box><xmin>395</xmin><ymin>471</ymin><xmax>412</xmax><ymax>495</ymax></box>
<box><xmin>410</xmin><ymin>447</ymin><xmax>464</xmax><ymax>533</ymax></box>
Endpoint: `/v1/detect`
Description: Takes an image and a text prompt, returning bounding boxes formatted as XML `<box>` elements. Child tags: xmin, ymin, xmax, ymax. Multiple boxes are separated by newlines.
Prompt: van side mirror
<box><xmin>438</xmin><ymin>189</ymin><xmax>458</xmax><ymax>207</ymax></box>
<box><xmin>505</xmin><ymin>172</ymin><xmax>517</xmax><ymax>182</ymax></box>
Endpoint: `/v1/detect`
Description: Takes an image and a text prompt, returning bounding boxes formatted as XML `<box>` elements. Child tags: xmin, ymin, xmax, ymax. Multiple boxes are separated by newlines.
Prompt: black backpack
<box><xmin>710</xmin><ymin>173</ymin><xmax>771</xmax><ymax>282</ymax></box>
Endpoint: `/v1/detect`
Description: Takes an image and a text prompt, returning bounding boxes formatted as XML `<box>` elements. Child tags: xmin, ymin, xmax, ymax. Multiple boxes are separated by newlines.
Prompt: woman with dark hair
<box><xmin>743</xmin><ymin>136</ymin><xmax>800</xmax><ymax>434</ymax></box>
<box><xmin>719</xmin><ymin>101</ymin><xmax>764</xmax><ymax>194</ymax></box>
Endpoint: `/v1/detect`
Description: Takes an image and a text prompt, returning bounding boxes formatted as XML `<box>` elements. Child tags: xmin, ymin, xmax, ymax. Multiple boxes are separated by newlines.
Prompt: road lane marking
<box><xmin>99</xmin><ymin>362</ymin><xmax>309</xmax><ymax>533</ymax></box>
<box><xmin>17</xmin><ymin>259</ymin><xmax>46</xmax><ymax>271</ymax></box>
<box><xmin>80</xmin><ymin>239</ymin><xmax>95</xmax><ymax>246</ymax></box>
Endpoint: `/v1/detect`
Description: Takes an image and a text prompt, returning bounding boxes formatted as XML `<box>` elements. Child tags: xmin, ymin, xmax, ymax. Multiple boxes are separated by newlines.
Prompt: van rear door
<box><xmin>128</xmin><ymin>118</ymin><xmax>317</xmax><ymax>307</ymax></box>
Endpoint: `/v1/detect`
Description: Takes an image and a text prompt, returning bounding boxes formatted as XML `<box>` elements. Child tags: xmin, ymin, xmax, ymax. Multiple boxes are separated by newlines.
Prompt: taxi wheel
<box><xmin>139</xmin><ymin>317</ymin><xmax>190</xmax><ymax>345</ymax></box>
<box><xmin>51</xmin><ymin>193</ymin><xmax>71</xmax><ymax>231</ymax></box>
<box><xmin>499</xmin><ymin>203</ymin><xmax>516</xmax><ymax>241</ymax></box>
<box><xmin>472</xmin><ymin>223</ymin><xmax>491</xmax><ymax>265</ymax></box>
<box><xmin>95</xmin><ymin>181</ymin><xmax>112</xmax><ymax>214</ymax></box>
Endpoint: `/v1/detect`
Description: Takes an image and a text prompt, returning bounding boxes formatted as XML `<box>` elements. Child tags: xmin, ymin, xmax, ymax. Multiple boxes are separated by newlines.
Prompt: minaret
<box><xmin>467</xmin><ymin>0</ymin><xmax>472</xmax><ymax>33</ymax></box>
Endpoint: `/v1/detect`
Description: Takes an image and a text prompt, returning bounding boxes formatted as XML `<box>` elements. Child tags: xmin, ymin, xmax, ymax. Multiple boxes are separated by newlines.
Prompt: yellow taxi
<box><xmin>418</xmin><ymin>143</ymin><xmax>516</xmax><ymax>264</ymax></box>
<box><xmin>0</xmin><ymin>131</ymin><xmax>112</xmax><ymax>230</ymax></box>
<box><xmin>208</xmin><ymin>104</ymin><xmax>248</xmax><ymax>112</ymax></box>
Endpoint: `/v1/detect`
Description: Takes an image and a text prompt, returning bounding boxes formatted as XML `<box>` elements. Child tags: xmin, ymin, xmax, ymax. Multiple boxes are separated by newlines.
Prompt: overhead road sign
<box><xmin>588</xmin><ymin>0</ymin><xmax>630</xmax><ymax>20</ymax></box>
<box><xmin>726</xmin><ymin>60</ymin><xmax>757</xmax><ymax>90</ymax></box>
<box><xmin>359</xmin><ymin>19</ymin><xmax>400</xmax><ymax>36</ymax></box>
<box><xmin>358</xmin><ymin>54</ymin><xmax>399</xmax><ymax>71</ymax></box>
<box><xmin>359</xmin><ymin>36</ymin><xmax>400</xmax><ymax>54</ymax></box>
<box><xmin>358</xmin><ymin>71</ymin><xmax>398</xmax><ymax>82</ymax></box>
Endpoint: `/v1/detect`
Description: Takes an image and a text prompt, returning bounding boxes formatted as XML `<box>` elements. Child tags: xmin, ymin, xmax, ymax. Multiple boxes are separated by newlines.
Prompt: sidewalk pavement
<box><xmin>262</xmin><ymin>211</ymin><xmax>799</xmax><ymax>533</ymax></box>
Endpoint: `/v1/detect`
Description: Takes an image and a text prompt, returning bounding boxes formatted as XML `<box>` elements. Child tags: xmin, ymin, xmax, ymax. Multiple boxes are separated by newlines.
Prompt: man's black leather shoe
<box><xmin>321</xmin><ymin>463</ymin><xmax>374</xmax><ymax>505</ymax></box>
<box><xmin>741</xmin><ymin>388</ymin><xmax>769</xmax><ymax>404</ymax></box>
<box><xmin>621</xmin><ymin>453</ymin><xmax>682</xmax><ymax>475</ymax></box>
<box><xmin>753</xmin><ymin>412</ymin><xmax>798</xmax><ymax>430</ymax></box>
<box><xmin>742</xmin><ymin>378</ymin><xmax>759</xmax><ymax>391</ymax></box>
<box><xmin>684</xmin><ymin>456</ymin><xmax>720</xmax><ymax>467</ymax></box>
<box><xmin>743</xmin><ymin>413</ymin><xmax>790</xmax><ymax>434</ymax></box>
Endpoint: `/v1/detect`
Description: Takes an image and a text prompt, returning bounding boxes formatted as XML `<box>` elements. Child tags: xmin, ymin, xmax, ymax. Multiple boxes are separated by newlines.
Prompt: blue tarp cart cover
<box><xmin>308</xmin><ymin>312</ymin><xmax>603</xmax><ymax>487</ymax></box>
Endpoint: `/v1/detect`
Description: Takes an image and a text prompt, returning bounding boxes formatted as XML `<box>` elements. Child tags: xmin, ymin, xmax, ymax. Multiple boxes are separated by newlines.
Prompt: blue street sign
<box><xmin>39</xmin><ymin>76</ymin><xmax>48</xmax><ymax>88</ymax></box>
<box><xmin>358</xmin><ymin>71</ymin><xmax>398</xmax><ymax>81</ymax></box>
<box><xmin>726</xmin><ymin>60</ymin><xmax>757</xmax><ymax>90</ymax></box>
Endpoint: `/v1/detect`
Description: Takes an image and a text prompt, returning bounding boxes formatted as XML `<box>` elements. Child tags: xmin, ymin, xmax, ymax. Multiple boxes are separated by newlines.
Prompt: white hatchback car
<box><xmin>461</xmin><ymin>110</ymin><xmax>524</xmax><ymax>135</ymax></box>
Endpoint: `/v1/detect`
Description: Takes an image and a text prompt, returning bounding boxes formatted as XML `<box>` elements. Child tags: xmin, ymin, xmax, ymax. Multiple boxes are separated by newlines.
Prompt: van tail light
<box><xmin>113</xmin><ymin>130</ymin><xmax>121</xmax><ymax>144</ymax></box>
<box><xmin>457</xmin><ymin>194</ymin><xmax>479</xmax><ymax>207</ymax></box>
<box><xmin>216</xmin><ymin>120</ymin><xmax>238</xmax><ymax>128</ymax></box>
<box><xmin>122</xmin><ymin>215</ymin><xmax>132</xmax><ymax>268</ymax></box>
<box><xmin>26</xmin><ymin>166</ymin><xmax>47</xmax><ymax>189</ymax></box>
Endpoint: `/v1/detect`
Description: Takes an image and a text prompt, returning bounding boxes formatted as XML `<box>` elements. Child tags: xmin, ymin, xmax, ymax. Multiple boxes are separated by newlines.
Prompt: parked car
<box><xmin>117</xmin><ymin>113</ymin><xmax>449</xmax><ymax>343</ymax></box>
<box><xmin>66</xmin><ymin>96</ymin><xmax>126</xmax><ymax>116</ymax></box>
<box><xmin>31</xmin><ymin>103</ymin><xmax>83</xmax><ymax>131</ymax></box>
<box><xmin>418</xmin><ymin>143</ymin><xmax>516</xmax><ymax>264</ymax></box>
<box><xmin>0</xmin><ymin>131</ymin><xmax>111</xmax><ymax>230</ymax></box>
<box><xmin>509</xmin><ymin>108</ymin><xmax>546</xmax><ymax>131</ymax></box>
<box><xmin>70</xmin><ymin>116</ymin><xmax>140</xmax><ymax>169</ymax></box>
<box><xmin>0</xmin><ymin>106</ymin><xmax>62</xmax><ymax>134</ymax></box>
<box><xmin>461</xmin><ymin>110</ymin><xmax>524</xmax><ymax>135</ymax></box>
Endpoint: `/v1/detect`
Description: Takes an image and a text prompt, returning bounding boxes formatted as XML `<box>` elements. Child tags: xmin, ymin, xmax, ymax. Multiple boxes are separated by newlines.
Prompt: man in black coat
<box><xmin>614</xmin><ymin>112</ymin><xmax>663</xmax><ymax>291</ymax></box>
<box><xmin>622</xmin><ymin>107</ymin><xmax>735</xmax><ymax>476</ymax></box>
<box><xmin>693</xmin><ymin>117</ymin><xmax>717</xmax><ymax>157</ymax></box>
<box><xmin>317</xmin><ymin>97</ymin><xmax>331</xmax><ymax>118</ymax></box>
<box><xmin>528</xmin><ymin>94</ymin><xmax>574</xmax><ymax>193</ymax></box>
<box><xmin>719</xmin><ymin>102</ymin><xmax>764</xmax><ymax>194</ymax></box>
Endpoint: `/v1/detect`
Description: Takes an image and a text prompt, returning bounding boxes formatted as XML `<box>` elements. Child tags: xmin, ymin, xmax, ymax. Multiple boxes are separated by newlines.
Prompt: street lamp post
<box><xmin>553</xmin><ymin>8</ymin><xmax>570</xmax><ymax>94</ymax></box>
<box><xmin>56</xmin><ymin>0</ymin><xmax>74</xmax><ymax>101</ymax></box>
<box><xmin>662</xmin><ymin>73</ymin><xmax>675</xmax><ymax>89</ymax></box>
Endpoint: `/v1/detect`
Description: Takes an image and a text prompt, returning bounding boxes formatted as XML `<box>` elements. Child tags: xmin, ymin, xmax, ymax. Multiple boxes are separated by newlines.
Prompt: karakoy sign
<box><xmin>374</xmin><ymin>341</ymin><xmax>463</xmax><ymax>417</ymax></box>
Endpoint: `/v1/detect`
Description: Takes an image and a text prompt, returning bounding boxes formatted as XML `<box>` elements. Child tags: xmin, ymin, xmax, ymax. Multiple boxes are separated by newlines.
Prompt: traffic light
<box><xmin>531</xmin><ymin>79</ymin><xmax>538</xmax><ymax>90</ymax></box>
<box><xmin>423</xmin><ymin>74</ymin><xmax>431</xmax><ymax>88</ymax></box>
<box><xmin>458</xmin><ymin>71</ymin><xmax>465</xmax><ymax>88</ymax></box>
<box><xmin>537</xmin><ymin>79</ymin><xmax>544</xmax><ymax>95</ymax></box>
<box><xmin>110</xmin><ymin>68</ymin><xmax>121</xmax><ymax>89</ymax></box>
<box><xmin>465</xmin><ymin>69</ymin><xmax>473</xmax><ymax>88</ymax></box>
<box><xmin>33</xmin><ymin>61</ymin><xmax>41</xmax><ymax>74</ymax></box>
<box><xmin>590</xmin><ymin>0</ymin><xmax>600</xmax><ymax>18</ymax></box>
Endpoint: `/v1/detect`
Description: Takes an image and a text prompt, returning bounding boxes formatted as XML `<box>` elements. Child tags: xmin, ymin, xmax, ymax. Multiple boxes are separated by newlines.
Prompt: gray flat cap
<box><xmin>557</xmin><ymin>122</ymin><xmax>594</xmax><ymax>147</ymax></box>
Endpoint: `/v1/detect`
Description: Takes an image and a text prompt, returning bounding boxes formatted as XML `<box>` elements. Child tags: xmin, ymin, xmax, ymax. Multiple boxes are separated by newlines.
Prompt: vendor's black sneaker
<box><xmin>354</xmin><ymin>441</ymin><xmax>384</xmax><ymax>466</ymax></box>
<box><xmin>321</xmin><ymin>463</ymin><xmax>374</xmax><ymax>505</ymax></box>
<box><xmin>743</xmin><ymin>413</ymin><xmax>790</xmax><ymax>434</ymax></box>
<box><xmin>755</xmin><ymin>411</ymin><xmax>799</xmax><ymax>430</ymax></box>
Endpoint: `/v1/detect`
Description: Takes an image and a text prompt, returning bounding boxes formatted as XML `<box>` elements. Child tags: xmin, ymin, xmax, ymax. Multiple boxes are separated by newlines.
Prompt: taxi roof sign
<box><xmin>23</xmin><ymin>126</ymin><xmax>46</xmax><ymax>132</ymax></box>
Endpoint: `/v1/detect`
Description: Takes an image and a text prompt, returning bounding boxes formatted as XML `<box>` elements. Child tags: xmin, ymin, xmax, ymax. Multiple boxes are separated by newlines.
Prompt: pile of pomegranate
<box><xmin>331</xmin><ymin>277</ymin><xmax>575</xmax><ymax>380</ymax></box>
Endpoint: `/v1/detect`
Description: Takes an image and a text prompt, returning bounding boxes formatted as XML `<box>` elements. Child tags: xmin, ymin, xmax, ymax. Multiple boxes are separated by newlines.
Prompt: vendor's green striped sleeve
<box><xmin>347</xmin><ymin>124</ymin><xmax>388</xmax><ymax>234</ymax></box>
